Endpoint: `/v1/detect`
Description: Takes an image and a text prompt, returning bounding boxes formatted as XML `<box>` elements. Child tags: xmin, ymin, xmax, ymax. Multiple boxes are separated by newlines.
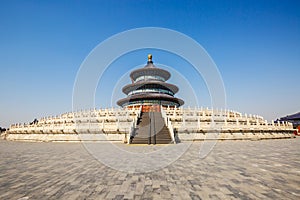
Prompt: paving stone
<box><xmin>0</xmin><ymin>138</ymin><xmax>299</xmax><ymax>199</ymax></box>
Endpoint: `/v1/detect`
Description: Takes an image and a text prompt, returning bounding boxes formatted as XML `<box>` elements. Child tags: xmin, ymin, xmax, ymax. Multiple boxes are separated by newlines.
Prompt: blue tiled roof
<box><xmin>280</xmin><ymin>112</ymin><xmax>300</xmax><ymax>120</ymax></box>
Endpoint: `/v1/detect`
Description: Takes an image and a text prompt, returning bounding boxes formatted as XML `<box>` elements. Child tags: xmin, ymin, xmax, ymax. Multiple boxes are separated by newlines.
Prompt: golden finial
<box><xmin>148</xmin><ymin>54</ymin><xmax>152</xmax><ymax>62</ymax></box>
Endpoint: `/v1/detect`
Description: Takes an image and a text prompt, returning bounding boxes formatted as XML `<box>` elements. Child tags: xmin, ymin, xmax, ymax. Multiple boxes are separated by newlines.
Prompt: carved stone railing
<box><xmin>161</xmin><ymin>106</ymin><xmax>176</xmax><ymax>144</ymax></box>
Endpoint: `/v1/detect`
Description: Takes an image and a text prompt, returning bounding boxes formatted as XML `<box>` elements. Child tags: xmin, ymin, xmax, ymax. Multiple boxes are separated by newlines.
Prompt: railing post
<box><xmin>153</xmin><ymin>112</ymin><xmax>156</xmax><ymax>145</ymax></box>
<box><xmin>148</xmin><ymin>112</ymin><xmax>151</xmax><ymax>145</ymax></box>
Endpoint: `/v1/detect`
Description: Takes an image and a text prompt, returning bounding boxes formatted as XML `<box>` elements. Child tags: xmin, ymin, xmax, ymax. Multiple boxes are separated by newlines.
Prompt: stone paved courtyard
<box><xmin>0</xmin><ymin>138</ymin><xmax>299</xmax><ymax>199</ymax></box>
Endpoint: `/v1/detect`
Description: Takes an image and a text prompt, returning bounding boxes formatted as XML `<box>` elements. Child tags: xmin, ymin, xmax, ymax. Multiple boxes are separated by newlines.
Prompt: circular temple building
<box><xmin>117</xmin><ymin>54</ymin><xmax>184</xmax><ymax>109</ymax></box>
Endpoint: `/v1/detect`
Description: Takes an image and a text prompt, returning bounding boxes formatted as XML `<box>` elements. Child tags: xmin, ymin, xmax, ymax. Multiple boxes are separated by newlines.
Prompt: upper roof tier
<box><xmin>130</xmin><ymin>55</ymin><xmax>171</xmax><ymax>82</ymax></box>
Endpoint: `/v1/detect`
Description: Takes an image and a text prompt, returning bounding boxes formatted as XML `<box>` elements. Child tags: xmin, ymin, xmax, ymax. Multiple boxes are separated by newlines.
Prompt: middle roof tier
<box><xmin>122</xmin><ymin>81</ymin><xmax>179</xmax><ymax>95</ymax></box>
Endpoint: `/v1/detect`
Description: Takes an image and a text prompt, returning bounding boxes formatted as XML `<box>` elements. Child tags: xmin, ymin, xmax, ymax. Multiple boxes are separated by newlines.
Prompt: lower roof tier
<box><xmin>117</xmin><ymin>93</ymin><xmax>184</xmax><ymax>107</ymax></box>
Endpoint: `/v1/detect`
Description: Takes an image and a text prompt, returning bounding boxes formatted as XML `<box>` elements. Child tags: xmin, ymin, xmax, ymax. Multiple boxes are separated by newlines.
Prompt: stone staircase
<box><xmin>130</xmin><ymin>111</ymin><xmax>172</xmax><ymax>144</ymax></box>
<box><xmin>130</xmin><ymin>112</ymin><xmax>151</xmax><ymax>144</ymax></box>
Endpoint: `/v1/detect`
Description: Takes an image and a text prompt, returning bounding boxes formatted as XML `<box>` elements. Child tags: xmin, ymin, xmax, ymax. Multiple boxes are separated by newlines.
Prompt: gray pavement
<box><xmin>0</xmin><ymin>138</ymin><xmax>299</xmax><ymax>199</ymax></box>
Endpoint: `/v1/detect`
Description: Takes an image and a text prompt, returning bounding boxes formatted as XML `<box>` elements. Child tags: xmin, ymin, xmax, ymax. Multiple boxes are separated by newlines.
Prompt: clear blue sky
<box><xmin>0</xmin><ymin>0</ymin><xmax>299</xmax><ymax>127</ymax></box>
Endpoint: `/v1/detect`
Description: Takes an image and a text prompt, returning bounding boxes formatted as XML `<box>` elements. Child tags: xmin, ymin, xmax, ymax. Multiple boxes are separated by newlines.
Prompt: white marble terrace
<box><xmin>4</xmin><ymin>106</ymin><xmax>295</xmax><ymax>142</ymax></box>
<box><xmin>163</xmin><ymin>106</ymin><xmax>293</xmax><ymax>132</ymax></box>
<box><xmin>8</xmin><ymin>107</ymin><xmax>141</xmax><ymax>135</ymax></box>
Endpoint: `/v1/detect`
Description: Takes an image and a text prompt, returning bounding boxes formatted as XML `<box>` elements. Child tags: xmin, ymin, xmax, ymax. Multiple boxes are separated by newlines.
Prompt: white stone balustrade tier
<box><xmin>4</xmin><ymin>106</ymin><xmax>294</xmax><ymax>142</ymax></box>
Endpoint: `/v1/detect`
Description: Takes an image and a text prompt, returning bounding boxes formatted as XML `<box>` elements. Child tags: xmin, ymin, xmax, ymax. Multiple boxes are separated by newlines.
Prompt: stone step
<box><xmin>131</xmin><ymin>111</ymin><xmax>172</xmax><ymax>144</ymax></box>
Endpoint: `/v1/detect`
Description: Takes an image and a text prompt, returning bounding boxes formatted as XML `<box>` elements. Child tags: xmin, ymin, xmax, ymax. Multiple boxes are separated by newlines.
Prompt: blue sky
<box><xmin>0</xmin><ymin>0</ymin><xmax>299</xmax><ymax>127</ymax></box>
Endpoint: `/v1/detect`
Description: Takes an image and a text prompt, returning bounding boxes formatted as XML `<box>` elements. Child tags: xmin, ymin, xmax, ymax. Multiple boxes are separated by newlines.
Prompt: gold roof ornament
<box><xmin>148</xmin><ymin>54</ymin><xmax>152</xmax><ymax>62</ymax></box>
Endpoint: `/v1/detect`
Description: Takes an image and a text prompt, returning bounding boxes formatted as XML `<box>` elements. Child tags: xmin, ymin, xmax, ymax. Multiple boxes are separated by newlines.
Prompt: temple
<box><xmin>117</xmin><ymin>55</ymin><xmax>185</xmax><ymax>144</ymax></box>
<box><xmin>1</xmin><ymin>55</ymin><xmax>296</xmax><ymax>143</ymax></box>
<box><xmin>117</xmin><ymin>54</ymin><xmax>184</xmax><ymax>109</ymax></box>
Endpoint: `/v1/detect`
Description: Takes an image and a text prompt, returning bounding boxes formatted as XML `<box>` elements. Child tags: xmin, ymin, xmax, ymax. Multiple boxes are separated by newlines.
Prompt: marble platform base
<box><xmin>2</xmin><ymin>131</ymin><xmax>295</xmax><ymax>142</ymax></box>
<box><xmin>3</xmin><ymin>133</ymin><xmax>127</xmax><ymax>142</ymax></box>
<box><xmin>177</xmin><ymin>132</ymin><xmax>295</xmax><ymax>141</ymax></box>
